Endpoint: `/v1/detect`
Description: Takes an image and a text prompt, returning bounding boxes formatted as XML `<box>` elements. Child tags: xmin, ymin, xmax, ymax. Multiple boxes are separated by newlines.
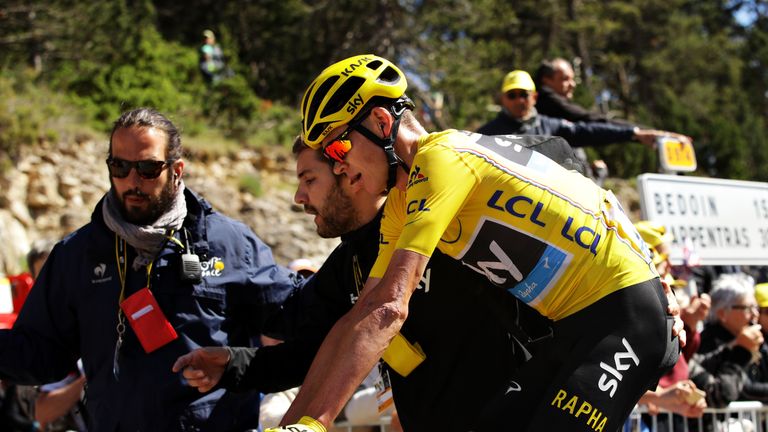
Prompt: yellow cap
<box><xmin>634</xmin><ymin>221</ymin><xmax>672</xmax><ymax>248</ymax></box>
<box><xmin>501</xmin><ymin>70</ymin><xmax>536</xmax><ymax>93</ymax></box>
<box><xmin>756</xmin><ymin>283</ymin><xmax>768</xmax><ymax>307</ymax></box>
<box><xmin>203</xmin><ymin>29</ymin><xmax>215</xmax><ymax>39</ymax></box>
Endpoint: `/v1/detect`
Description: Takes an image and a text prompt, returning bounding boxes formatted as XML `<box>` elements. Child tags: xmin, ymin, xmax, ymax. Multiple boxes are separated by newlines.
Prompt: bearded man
<box><xmin>0</xmin><ymin>108</ymin><xmax>303</xmax><ymax>431</ymax></box>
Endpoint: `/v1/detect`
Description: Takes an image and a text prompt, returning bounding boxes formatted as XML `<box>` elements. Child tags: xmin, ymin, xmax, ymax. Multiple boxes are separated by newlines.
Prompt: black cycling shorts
<box><xmin>476</xmin><ymin>278</ymin><xmax>679</xmax><ymax>432</ymax></box>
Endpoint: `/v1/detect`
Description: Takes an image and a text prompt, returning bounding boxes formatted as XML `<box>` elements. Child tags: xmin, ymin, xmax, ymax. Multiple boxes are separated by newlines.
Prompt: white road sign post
<box><xmin>637</xmin><ymin>173</ymin><xmax>768</xmax><ymax>266</ymax></box>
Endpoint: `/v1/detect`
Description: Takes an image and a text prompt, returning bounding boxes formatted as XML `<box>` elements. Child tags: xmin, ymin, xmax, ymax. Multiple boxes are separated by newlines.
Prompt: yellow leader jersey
<box><xmin>370</xmin><ymin>130</ymin><xmax>658</xmax><ymax>320</ymax></box>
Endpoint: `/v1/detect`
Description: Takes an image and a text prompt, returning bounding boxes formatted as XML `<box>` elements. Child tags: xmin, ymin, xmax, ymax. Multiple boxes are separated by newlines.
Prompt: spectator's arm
<box><xmin>0</xmin><ymin>244</ymin><xmax>80</xmax><ymax>384</ymax></box>
<box><xmin>35</xmin><ymin>375</ymin><xmax>85</xmax><ymax>426</ymax></box>
<box><xmin>632</xmin><ymin>128</ymin><xmax>693</xmax><ymax>148</ymax></box>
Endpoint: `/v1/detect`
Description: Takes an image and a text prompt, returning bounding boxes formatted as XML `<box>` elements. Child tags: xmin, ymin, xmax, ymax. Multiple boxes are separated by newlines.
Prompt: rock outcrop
<box><xmin>0</xmin><ymin>138</ymin><xmax>338</xmax><ymax>275</ymax></box>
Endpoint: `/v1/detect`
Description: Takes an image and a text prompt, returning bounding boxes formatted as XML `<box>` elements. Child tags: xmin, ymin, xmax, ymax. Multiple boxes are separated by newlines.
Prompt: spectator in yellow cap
<box><xmin>634</xmin><ymin>221</ymin><xmax>710</xmax><ymax>339</ymax></box>
<box><xmin>755</xmin><ymin>283</ymin><xmax>768</xmax><ymax>334</ymax></box>
<box><xmin>635</xmin><ymin>220</ymin><xmax>674</xmax><ymax>282</ymax></box>
<box><xmin>632</xmin><ymin>221</ymin><xmax>709</xmax><ymax>426</ymax></box>
<box><xmin>476</xmin><ymin>70</ymin><xmax>691</xmax><ymax>184</ymax></box>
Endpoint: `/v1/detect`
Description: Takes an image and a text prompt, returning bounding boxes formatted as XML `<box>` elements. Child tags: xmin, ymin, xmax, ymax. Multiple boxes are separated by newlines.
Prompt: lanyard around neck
<box><xmin>115</xmin><ymin>235</ymin><xmax>154</xmax><ymax>302</ymax></box>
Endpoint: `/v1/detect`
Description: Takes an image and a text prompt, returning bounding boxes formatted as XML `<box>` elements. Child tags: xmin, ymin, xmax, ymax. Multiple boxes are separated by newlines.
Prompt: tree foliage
<box><xmin>1</xmin><ymin>0</ymin><xmax>767</xmax><ymax>180</ymax></box>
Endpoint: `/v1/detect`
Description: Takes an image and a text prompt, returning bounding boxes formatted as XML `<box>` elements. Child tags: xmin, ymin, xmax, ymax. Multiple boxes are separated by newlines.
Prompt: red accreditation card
<box><xmin>120</xmin><ymin>287</ymin><xmax>178</xmax><ymax>353</ymax></box>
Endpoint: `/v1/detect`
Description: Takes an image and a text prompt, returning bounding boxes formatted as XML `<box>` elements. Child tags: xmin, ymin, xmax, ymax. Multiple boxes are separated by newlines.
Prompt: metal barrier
<box><xmin>330</xmin><ymin>402</ymin><xmax>768</xmax><ymax>432</ymax></box>
<box><xmin>625</xmin><ymin>401</ymin><xmax>768</xmax><ymax>432</ymax></box>
<box><xmin>332</xmin><ymin>416</ymin><xmax>392</xmax><ymax>432</ymax></box>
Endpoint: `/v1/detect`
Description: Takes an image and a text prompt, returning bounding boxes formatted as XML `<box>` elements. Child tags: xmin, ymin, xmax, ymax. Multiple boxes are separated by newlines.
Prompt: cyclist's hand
<box><xmin>265</xmin><ymin>417</ymin><xmax>326</xmax><ymax>432</ymax></box>
<box><xmin>172</xmin><ymin>347</ymin><xmax>230</xmax><ymax>393</ymax></box>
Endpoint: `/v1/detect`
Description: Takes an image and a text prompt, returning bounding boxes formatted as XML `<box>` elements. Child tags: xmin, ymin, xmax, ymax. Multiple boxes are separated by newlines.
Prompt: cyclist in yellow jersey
<box><xmin>270</xmin><ymin>54</ymin><xmax>686</xmax><ymax>432</ymax></box>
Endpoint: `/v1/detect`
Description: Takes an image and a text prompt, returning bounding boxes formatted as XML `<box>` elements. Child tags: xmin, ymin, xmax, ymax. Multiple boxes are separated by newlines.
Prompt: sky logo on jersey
<box><xmin>407</xmin><ymin>165</ymin><xmax>429</xmax><ymax>188</ymax></box>
<box><xmin>598</xmin><ymin>338</ymin><xmax>639</xmax><ymax>398</ymax></box>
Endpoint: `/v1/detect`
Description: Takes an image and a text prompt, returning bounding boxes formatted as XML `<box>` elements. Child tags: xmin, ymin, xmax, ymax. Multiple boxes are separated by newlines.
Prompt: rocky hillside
<box><xmin>0</xmin><ymin>137</ymin><xmax>641</xmax><ymax>276</ymax></box>
<box><xmin>0</xmin><ymin>137</ymin><xmax>339</xmax><ymax>276</ymax></box>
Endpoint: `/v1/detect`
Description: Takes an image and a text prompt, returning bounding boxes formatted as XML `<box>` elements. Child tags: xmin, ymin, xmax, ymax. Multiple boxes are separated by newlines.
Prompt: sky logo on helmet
<box><xmin>340</xmin><ymin>56</ymin><xmax>373</xmax><ymax>78</ymax></box>
<box><xmin>346</xmin><ymin>93</ymin><xmax>364</xmax><ymax>114</ymax></box>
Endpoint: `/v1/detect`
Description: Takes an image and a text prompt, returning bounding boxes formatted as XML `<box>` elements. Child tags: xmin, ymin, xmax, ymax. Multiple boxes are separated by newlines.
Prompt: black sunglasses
<box><xmin>506</xmin><ymin>90</ymin><xmax>530</xmax><ymax>100</ymax></box>
<box><xmin>106</xmin><ymin>157</ymin><xmax>175</xmax><ymax>179</ymax></box>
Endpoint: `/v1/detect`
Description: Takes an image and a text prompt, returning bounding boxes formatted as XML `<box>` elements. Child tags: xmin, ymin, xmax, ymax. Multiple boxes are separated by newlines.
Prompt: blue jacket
<box><xmin>0</xmin><ymin>188</ymin><xmax>302</xmax><ymax>431</ymax></box>
<box><xmin>476</xmin><ymin>110</ymin><xmax>636</xmax><ymax>147</ymax></box>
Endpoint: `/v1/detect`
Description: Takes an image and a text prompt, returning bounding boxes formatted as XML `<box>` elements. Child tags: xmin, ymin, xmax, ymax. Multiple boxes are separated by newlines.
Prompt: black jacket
<box><xmin>0</xmin><ymin>189</ymin><xmax>302</xmax><ymax>431</ymax></box>
<box><xmin>226</xmin><ymin>210</ymin><xmax>552</xmax><ymax>431</ymax></box>
<box><xmin>535</xmin><ymin>86</ymin><xmax>613</xmax><ymax>123</ymax></box>
<box><xmin>476</xmin><ymin>110</ymin><xmax>636</xmax><ymax>148</ymax></box>
<box><xmin>692</xmin><ymin>322</ymin><xmax>754</xmax><ymax>407</ymax></box>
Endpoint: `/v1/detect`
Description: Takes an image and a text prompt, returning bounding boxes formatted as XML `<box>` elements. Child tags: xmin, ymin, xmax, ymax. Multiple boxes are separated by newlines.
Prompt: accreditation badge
<box><xmin>120</xmin><ymin>287</ymin><xmax>178</xmax><ymax>353</ymax></box>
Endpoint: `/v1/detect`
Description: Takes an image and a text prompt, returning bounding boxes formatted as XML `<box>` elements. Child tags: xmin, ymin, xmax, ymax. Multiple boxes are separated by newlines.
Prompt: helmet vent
<box><xmin>307</xmin><ymin>121</ymin><xmax>331</xmax><ymax>144</ymax></box>
<box><xmin>367</xmin><ymin>60</ymin><xmax>383</xmax><ymax>70</ymax></box>
<box><xmin>301</xmin><ymin>81</ymin><xmax>317</xmax><ymax>118</ymax></box>
<box><xmin>307</xmin><ymin>75</ymin><xmax>340</xmax><ymax>127</ymax></box>
<box><xmin>377</xmin><ymin>66</ymin><xmax>401</xmax><ymax>85</ymax></box>
<box><xmin>320</xmin><ymin>76</ymin><xmax>365</xmax><ymax>118</ymax></box>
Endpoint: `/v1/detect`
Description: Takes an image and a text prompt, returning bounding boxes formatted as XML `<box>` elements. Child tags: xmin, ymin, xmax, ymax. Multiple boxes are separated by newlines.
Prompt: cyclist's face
<box><xmin>323</xmin><ymin>121</ymin><xmax>389</xmax><ymax>196</ymax></box>
<box><xmin>294</xmin><ymin>148</ymin><xmax>360</xmax><ymax>238</ymax></box>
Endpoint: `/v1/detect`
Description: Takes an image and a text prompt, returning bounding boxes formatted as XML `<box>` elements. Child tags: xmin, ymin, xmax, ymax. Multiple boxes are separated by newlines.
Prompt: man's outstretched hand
<box><xmin>172</xmin><ymin>347</ymin><xmax>231</xmax><ymax>393</ymax></box>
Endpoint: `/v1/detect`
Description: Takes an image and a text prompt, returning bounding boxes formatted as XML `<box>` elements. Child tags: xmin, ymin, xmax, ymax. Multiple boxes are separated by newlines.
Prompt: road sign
<box><xmin>637</xmin><ymin>173</ymin><xmax>768</xmax><ymax>265</ymax></box>
<box><xmin>657</xmin><ymin>137</ymin><xmax>697</xmax><ymax>173</ymax></box>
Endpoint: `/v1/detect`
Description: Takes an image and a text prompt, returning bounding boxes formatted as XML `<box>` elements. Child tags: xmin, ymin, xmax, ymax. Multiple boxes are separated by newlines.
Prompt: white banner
<box><xmin>637</xmin><ymin>173</ymin><xmax>768</xmax><ymax>265</ymax></box>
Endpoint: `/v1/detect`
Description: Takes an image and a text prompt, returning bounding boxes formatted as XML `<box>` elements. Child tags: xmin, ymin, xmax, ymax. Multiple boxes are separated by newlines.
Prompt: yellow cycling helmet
<box><xmin>301</xmin><ymin>54</ymin><xmax>409</xmax><ymax>149</ymax></box>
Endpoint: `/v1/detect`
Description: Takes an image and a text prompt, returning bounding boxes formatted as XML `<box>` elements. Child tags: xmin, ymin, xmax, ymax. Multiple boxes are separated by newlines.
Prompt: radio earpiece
<box><xmin>179</xmin><ymin>229</ymin><xmax>202</xmax><ymax>282</ymax></box>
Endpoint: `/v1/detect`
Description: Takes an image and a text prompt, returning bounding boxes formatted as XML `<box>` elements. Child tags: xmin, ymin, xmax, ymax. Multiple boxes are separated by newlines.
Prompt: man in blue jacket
<box><xmin>477</xmin><ymin>69</ymin><xmax>690</xmax><ymax>150</ymax></box>
<box><xmin>0</xmin><ymin>108</ymin><xmax>303</xmax><ymax>431</ymax></box>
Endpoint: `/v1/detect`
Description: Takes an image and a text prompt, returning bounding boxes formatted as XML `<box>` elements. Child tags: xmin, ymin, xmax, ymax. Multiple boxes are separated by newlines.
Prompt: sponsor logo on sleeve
<box><xmin>407</xmin><ymin>165</ymin><xmax>429</xmax><ymax>188</ymax></box>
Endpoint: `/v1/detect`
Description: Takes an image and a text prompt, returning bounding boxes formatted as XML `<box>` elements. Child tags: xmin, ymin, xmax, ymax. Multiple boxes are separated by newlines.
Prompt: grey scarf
<box><xmin>102</xmin><ymin>182</ymin><xmax>188</xmax><ymax>270</ymax></box>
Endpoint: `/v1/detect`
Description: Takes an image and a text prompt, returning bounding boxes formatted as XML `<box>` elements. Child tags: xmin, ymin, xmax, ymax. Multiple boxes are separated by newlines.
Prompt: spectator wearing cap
<box><xmin>745</xmin><ymin>283</ymin><xmax>768</xmax><ymax>397</ymax></box>
<box><xmin>632</xmin><ymin>221</ymin><xmax>708</xmax><ymax>428</ymax></box>
<box><xmin>476</xmin><ymin>70</ymin><xmax>692</xmax><ymax>177</ymax></box>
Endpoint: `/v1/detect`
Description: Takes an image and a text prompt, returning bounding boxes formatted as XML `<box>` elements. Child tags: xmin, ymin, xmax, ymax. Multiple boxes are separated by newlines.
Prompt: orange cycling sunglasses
<box><xmin>322</xmin><ymin>126</ymin><xmax>354</xmax><ymax>164</ymax></box>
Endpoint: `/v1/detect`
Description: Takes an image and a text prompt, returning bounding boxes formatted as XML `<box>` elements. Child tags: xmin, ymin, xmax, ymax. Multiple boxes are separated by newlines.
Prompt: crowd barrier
<box><xmin>331</xmin><ymin>402</ymin><xmax>768</xmax><ymax>432</ymax></box>
<box><xmin>625</xmin><ymin>401</ymin><xmax>768</xmax><ymax>432</ymax></box>
<box><xmin>332</xmin><ymin>416</ymin><xmax>392</xmax><ymax>432</ymax></box>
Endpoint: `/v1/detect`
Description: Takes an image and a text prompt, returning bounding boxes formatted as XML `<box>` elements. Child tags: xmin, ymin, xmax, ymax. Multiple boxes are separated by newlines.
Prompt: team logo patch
<box><xmin>458</xmin><ymin>217</ymin><xmax>568</xmax><ymax>304</ymax></box>
<box><xmin>201</xmin><ymin>257</ymin><xmax>225</xmax><ymax>278</ymax></box>
<box><xmin>407</xmin><ymin>165</ymin><xmax>429</xmax><ymax>188</ymax></box>
<box><xmin>91</xmin><ymin>263</ymin><xmax>111</xmax><ymax>284</ymax></box>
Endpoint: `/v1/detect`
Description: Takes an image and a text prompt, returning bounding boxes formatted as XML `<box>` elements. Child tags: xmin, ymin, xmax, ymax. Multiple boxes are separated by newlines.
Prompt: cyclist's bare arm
<box><xmin>282</xmin><ymin>249</ymin><xmax>429</xmax><ymax>427</ymax></box>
